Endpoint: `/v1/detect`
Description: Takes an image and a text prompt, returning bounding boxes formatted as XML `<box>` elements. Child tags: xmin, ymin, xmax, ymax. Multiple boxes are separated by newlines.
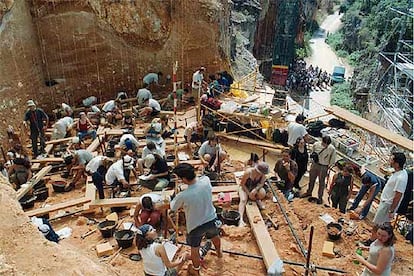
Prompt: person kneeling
<box><xmin>134</xmin><ymin>193</ymin><xmax>163</xmax><ymax>227</ymax></box>
<box><xmin>136</xmin><ymin>224</ymin><xmax>187</xmax><ymax>276</ymax></box>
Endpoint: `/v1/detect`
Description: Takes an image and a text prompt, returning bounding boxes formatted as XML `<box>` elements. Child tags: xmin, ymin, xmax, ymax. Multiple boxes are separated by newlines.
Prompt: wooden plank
<box><xmin>45</xmin><ymin>137</ymin><xmax>76</xmax><ymax>145</ymax></box>
<box><xmin>86</xmin><ymin>137</ymin><xmax>101</xmax><ymax>153</ymax></box>
<box><xmin>167</xmin><ymin>159</ymin><xmax>203</xmax><ymax>167</ymax></box>
<box><xmin>217</xmin><ymin>133</ymin><xmax>288</xmax><ymax>150</ymax></box>
<box><xmin>25</xmin><ymin>197</ymin><xmax>91</xmax><ymax>217</ymax></box>
<box><xmin>31</xmin><ymin>157</ymin><xmax>64</xmax><ymax>163</ymax></box>
<box><xmin>245</xmin><ymin>202</ymin><xmax>280</xmax><ymax>269</ymax></box>
<box><xmin>16</xmin><ymin>166</ymin><xmax>52</xmax><ymax>200</ymax></box>
<box><xmin>325</xmin><ymin>105</ymin><xmax>412</xmax><ymax>151</ymax></box>
<box><xmin>83</xmin><ymin>183</ymin><xmax>97</xmax><ymax>212</ymax></box>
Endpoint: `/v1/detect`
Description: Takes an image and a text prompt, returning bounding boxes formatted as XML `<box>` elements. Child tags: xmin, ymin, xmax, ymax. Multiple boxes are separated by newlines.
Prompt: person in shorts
<box><xmin>170</xmin><ymin>163</ymin><xmax>222</xmax><ymax>276</ymax></box>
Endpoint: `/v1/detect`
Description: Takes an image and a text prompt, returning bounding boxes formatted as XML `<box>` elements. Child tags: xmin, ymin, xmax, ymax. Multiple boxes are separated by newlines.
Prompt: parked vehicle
<box><xmin>331</xmin><ymin>66</ymin><xmax>346</xmax><ymax>85</ymax></box>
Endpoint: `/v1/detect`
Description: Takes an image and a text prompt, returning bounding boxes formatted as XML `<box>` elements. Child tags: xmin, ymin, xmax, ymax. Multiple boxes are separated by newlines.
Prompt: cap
<box><xmin>123</xmin><ymin>155</ymin><xmax>135</xmax><ymax>168</ymax></box>
<box><xmin>144</xmin><ymin>154</ymin><xmax>155</xmax><ymax>168</ymax></box>
<box><xmin>200</xmin><ymin>66</ymin><xmax>206</xmax><ymax>71</ymax></box>
<box><xmin>136</xmin><ymin>224</ymin><xmax>154</xmax><ymax>237</ymax></box>
<box><xmin>255</xmin><ymin>162</ymin><xmax>269</xmax><ymax>175</ymax></box>
<box><xmin>27</xmin><ymin>100</ymin><xmax>35</xmax><ymax>107</ymax></box>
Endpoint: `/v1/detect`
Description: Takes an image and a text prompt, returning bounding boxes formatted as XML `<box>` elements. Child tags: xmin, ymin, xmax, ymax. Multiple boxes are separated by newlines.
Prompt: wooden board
<box><xmin>25</xmin><ymin>197</ymin><xmax>91</xmax><ymax>217</ymax></box>
<box><xmin>86</xmin><ymin>137</ymin><xmax>102</xmax><ymax>153</ymax></box>
<box><xmin>322</xmin><ymin>241</ymin><xmax>335</xmax><ymax>258</ymax></box>
<box><xmin>217</xmin><ymin>133</ymin><xmax>288</xmax><ymax>150</ymax></box>
<box><xmin>83</xmin><ymin>183</ymin><xmax>97</xmax><ymax>212</ymax></box>
<box><xmin>31</xmin><ymin>157</ymin><xmax>64</xmax><ymax>163</ymax></box>
<box><xmin>325</xmin><ymin>105</ymin><xmax>412</xmax><ymax>151</ymax></box>
<box><xmin>245</xmin><ymin>202</ymin><xmax>280</xmax><ymax>269</ymax></box>
<box><xmin>45</xmin><ymin>137</ymin><xmax>76</xmax><ymax>145</ymax></box>
<box><xmin>167</xmin><ymin>159</ymin><xmax>203</xmax><ymax>167</ymax></box>
<box><xmin>16</xmin><ymin>166</ymin><xmax>52</xmax><ymax>200</ymax></box>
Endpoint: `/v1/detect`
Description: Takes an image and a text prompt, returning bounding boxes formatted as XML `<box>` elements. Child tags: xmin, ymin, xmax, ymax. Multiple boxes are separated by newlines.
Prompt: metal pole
<box><xmin>305</xmin><ymin>226</ymin><xmax>314</xmax><ymax>276</ymax></box>
<box><xmin>269</xmin><ymin>182</ymin><xmax>308</xmax><ymax>258</ymax></box>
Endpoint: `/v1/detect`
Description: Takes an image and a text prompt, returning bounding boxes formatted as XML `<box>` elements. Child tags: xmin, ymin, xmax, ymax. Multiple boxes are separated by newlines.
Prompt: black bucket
<box><xmin>221</xmin><ymin>210</ymin><xmax>240</xmax><ymax>226</ymax></box>
<box><xmin>19</xmin><ymin>195</ymin><xmax>37</xmax><ymax>209</ymax></box>
<box><xmin>215</xmin><ymin>206</ymin><xmax>223</xmax><ymax>220</ymax></box>
<box><xmin>114</xmin><ymin>230</ymin><xmax>135</xmax><ymax>249</ymax></box>
<box><xmin>34</xmin><ymin>187</ymin><xmax>49</xmax><ymax>201</ymax></box>
<box><xmin>52</xmin><ymin>180</ymin><xmax>67</xmax><ymax>193</ymax></box>
<box><xmin>327</xmin><ymin>222</ymin><xmax>343</xmax><ymax>241</ymax></box>
<box><xmin>33</xmin><ymin>179</ymin><xmax>46</xmax><ymax>190</ymax></box>
<box><xmin>97</xmin><ymin>220</ymin><xmax>117</xmax><ymax>238</ymax></box>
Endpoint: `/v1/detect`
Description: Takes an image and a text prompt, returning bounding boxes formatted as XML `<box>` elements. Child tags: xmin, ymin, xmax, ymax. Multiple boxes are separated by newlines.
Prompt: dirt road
<box><xmin>304</xmin><ymin>10</ymin><xmax>354</xmax><ymax>119</ymax></box>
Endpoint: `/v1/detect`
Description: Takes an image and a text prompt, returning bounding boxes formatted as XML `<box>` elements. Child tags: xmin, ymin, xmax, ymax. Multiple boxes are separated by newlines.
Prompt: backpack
<box><xmin>272</xmin><ymin>129</ymin><xmax>288</xmax><ymax>146</ymax></box>
<box><xmin>397</xmin><ymin>169</ymin><xmax>413</xmax><ymax>216</ymax></box>
<box><xmin>202</xmin><ymin>97</ymin><xmax>222</xmax><ymax>110</ymax></box>
<box><xmin>328</xmin><ymin>118</ymin><xmax>346</xmax><ymax>129</ymax></box>
<box><xmin>306</xmin><ymin>120</ymin><xmax>325</xmax><ymax>137</ymax></box>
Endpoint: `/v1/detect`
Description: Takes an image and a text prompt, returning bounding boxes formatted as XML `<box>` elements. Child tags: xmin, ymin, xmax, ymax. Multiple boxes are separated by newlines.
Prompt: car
<box><xmin>330</xmin><ymin>66</ymin><xmax>346</xmax><ymax>85</ymax></box>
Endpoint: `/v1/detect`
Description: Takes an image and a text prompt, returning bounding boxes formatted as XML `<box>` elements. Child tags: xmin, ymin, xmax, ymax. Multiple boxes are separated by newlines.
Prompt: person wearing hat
<box><xmin>238</xmin><ymin>161</ymin><xmax>269</xmax><ymax>227</ymax></box>
<box><xmin>85</xmin><ymin>155</ymin><xmax>112</xmax><ymax>199</ymax></box>
<box><xmin>140</xmin><ymin>154</ymin><xmax>169</xmax><ymax>191</ymax></box>
<box><xmin>170</xmin><ymin>163</ymin><xmax>222</xmax><ymax>275</ymax></box>
<box><xmin>136</xmin><ymin>224</ymin><xmax>188</xmax><ymax>276</ymax></box>
<box><xmin>23</xmin><ymin>100</ymin><xmax>49</xmax><ymax>158</ymax></box>
<box><xmin>145</xmin><ymin>119</ymin><xmax>166</xmax><ymax>158</ymax></box>
<box><xmin>274</xmin><ymin>149</ymin><xmax>298</xmax><ymax>200</ymax></box>
<box><xmin>76</xmin><ymin>112</ymin><xmax>96</xmax><ymax>141</ymax></box>
<box><xmin>66</xmin><ymin>149</ymin><xmax>93</xmax><ymax>191</ymax></box>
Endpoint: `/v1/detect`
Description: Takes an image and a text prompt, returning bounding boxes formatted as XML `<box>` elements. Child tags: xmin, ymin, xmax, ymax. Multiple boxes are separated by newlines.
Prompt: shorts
<box><xmin>187</xmin><ymin>219</ymin><xmax>219</xmax><ymax>247</ymax></box>
<box><xmin>144</xmin><ymin>268</ymin><xmax>177</xmax><ymax>276</ymax></box>
<box><xmin>373</xmin><ymin>201</ymin><xmax>392</xmax><ymax>225</ymax></box>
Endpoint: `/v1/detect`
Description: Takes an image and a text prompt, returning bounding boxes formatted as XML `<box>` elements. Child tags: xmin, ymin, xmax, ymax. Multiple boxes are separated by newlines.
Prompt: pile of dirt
<box><xmin>0</xmin><ymin>175</ymin><xmax>116</xmax><ymax>275</ymax></box>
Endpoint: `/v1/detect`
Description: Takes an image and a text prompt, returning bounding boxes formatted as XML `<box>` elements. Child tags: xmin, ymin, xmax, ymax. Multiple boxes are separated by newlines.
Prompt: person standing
<box><xmin>287</xmin><ymin>114</ymin><xmax>309</xmax><ymax>147</ymax></box>
<box><xmin>328</xmin><ymin>165</ymin><xmax>354</xmax><ymax>213</ymax></box>
<box><xmin>290</xmin><ymin>137</ymin><xmax>309</xmax><ymax>190</ymax></box>
<box><xmin>361</xmin><ymin>152</ymin><xmax>408</xmax><ymax>246</ymax></box>
<box><xmin>356</xmin><ymin>223</ymin><xmax>395</xmax><ymax>275</ymax></box>
<box><xmin>301</xmin><ymin>136</ymin><xmax>336</xmax><ymax>204</ymax></box>
<box><xmin>192</xmin><ymin>67</ymin><xmax>205</xmax><ymax>98</ymax></box>
<box><xmin>23</xmin><ymin>100</ymin><xmax>49</xmax><ymax>158</ymax></box>
<box><xmin>170</xmin><ymin>163</ymin><xmax>222</xmax><ymax>276</ymax></box>
<box><xmin>349</xmin><ymin>169</ymin><xmax>383</xmax><ymax>220</ymax></box>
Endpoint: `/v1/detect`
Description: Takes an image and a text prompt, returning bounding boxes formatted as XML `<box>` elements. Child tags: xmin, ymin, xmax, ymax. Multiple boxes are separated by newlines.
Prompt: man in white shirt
<box><xmin>136</xmin><ymin>85</ymin><xmax>153</xmax><ymax>107</ymax></box>
<box><xmin>198</xmin><ymin>135</ymin><xmax>226</xmax><ymax>172</ymax></box>
<box><xmin>192</xmin><ymin>67</ymin><xmax>205</xmax><ymax>98</ymax></box>
<box><xmin>287</xmin><ymin>114</ymin><xmax>309</xmax><ymax>147</ymax></box>
<box><xmin>170</xmin><ymin>163</ymin><xmax>222</xmax><ymax>275</ymax></box>
<box><xmin>137</xmin><ymin>141</ymin><xmax>163</xmax><ymax>174</ymax></box>
<box><xmin>143</xmin><ymin>72</ymin><xmax>163</xmax><ymax>86</ymax></box>
<box><xmin>119</xmin><ymin>133</ymin><xmax>140</xmax><ymax>152</ymax></box>
<box><xmin>362</xmin><ymin>152</ymin><xmax>408</xmax><ymax>246</ymax></box>
<box><xmin>85</xmin><ymin>155</ymin><xmax>111</xmax><ymax>199</ymax></box>
<box><xmin>139</xmin><ymin>98</ymin><xmax>161</xmax><ymax>117</ymax></box>
<box><xmin>133</xmin><ymin>193</ymin><xmax>163</xmax><ymax>227</ymax></box>
<box><xmin>51</xmin><ymin>116</ymin><xmax>74</xmax><ymax>140</ymax></box>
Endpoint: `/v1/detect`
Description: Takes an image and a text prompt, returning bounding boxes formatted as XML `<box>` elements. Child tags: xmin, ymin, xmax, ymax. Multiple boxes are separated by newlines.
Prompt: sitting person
<box><xmin>8</xmin><ymin>157</ymin><xmax>32</xmax><ymax>190</ymax></box>
<box><xmin>139</xmin><ymin>98</ymin><xmax>161</xmax><ymax>117</ymax></box>
<box><xmin>137</xmin><ymin>141</ymin><xmax>163</xmax><ymax>174</ymax></box>
<box><xmin>102</xmin><ymin>99</ymin><xmax>122</xmax><ymax>124</ymax></box>
<box><xmin>136</xmin><ymin>224</ymin><xmax>187</xmax><ymax>276</ymax></box>
<box><xmin>184</xmin><ymin>121</ymin><xmax>204</xmax><ymax>149</ymax></box>
<box><xmin>273</xmin><ymin>149</ymin><xmax>298</xmax><ymax>200</ymax></box>
<box><xmin>119</xmin><ymin>133</ymin><xmax>140</xmax><ymax>152</ymax></box>
<box><xmin>76</xmin><ymin>112</ymin><xmax>96</xmax><ymax>141</ymax></box>
<box><xmin>328</xmin><ymin>165</ymin><xmax>354</xmax><ymax>214</ymax></box>
<box><xmin>85</xmin><ymin>155</ymin><xmax>112</xmax><ymax>199</ymax></box>
<box><xmin>238</xmin><ymin>162</ymin><xmax>269</xmax><ymax>227</ymax></box>
<box><xmin>51</xmin><ymin>116</ymin><xmax>74</xmax><ymax>140</ymax></box>
<box><xmin>140</xmin><ymin>154</ymin><xmax>170</xmax><ymax>191</ymax></box>
<box><xmin>136</xmin><ymin>84</ymin><xmax>153</xmax><ymax>107</ymax></box>
<box><xmin>348</xmin><ymin>169</ymin><xmax>383</xmax><ymax>220</ymax></box>
<box><xmin>65</xmin><ymin>149</ymin><xmax>93</xmax><ymax>191</ymax></box>
<box><xmin>145</xmin><ymin>119</ymin><xmax>166</xmax><ymax>157</ymax></box>
<box><xmin>133</xmin><ymin>193</ymin><xmax>164</xmax><ymax>227</ymax></box>
<box><xmin>122</xmin><ymin>112</ymin><xmax>135</xmax><ymax>129</ymax></box>
<box><xmin>198</xmin><ymin>135</ymin><xmax>226</xmax><ymax>172</ymax></box>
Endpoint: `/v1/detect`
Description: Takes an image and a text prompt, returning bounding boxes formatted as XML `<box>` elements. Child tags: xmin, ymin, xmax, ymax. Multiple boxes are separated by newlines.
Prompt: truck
<box><xmin>330</xmin><ymin>66</ymin><xmax>346</xmax><ymax>85</ymax></box>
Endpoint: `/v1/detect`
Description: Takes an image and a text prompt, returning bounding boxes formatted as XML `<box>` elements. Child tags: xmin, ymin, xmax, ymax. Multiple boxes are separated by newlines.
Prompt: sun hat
<box><xmin>27</xmin><ymin>100</ymin><xmax>35</xmax><ymax>107</ymax></box>
<box><xmin>255</xmin><ymin>162</ymin><xmax>269</xmax><ymax>175</ymax></box>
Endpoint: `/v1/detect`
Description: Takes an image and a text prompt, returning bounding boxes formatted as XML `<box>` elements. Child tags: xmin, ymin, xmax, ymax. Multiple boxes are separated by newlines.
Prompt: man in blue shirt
<box><xmin>23</xmin><ymin>100</ymin><xmax>49</xmax><ymax>158</ymax></box>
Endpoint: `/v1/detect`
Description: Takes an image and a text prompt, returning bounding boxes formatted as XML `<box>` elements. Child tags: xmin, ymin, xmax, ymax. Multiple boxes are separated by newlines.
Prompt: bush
<box><xmin>330</xmin><ymin>82</ymin><xmax>359</xmax><ymax>114</ymax></box>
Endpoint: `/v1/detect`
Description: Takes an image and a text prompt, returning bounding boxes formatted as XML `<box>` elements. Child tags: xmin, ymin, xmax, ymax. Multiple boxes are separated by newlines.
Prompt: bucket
<box><xmin>97</xmin><ymin>220</ymin><xmax>117</xmax><ymax>238</ymax></box>
<box><xmin>114</xmin><ymin>230</ymin><xmax>135</xmax><ymax>249</ymax></box>
<box><xmin>33</xmin><ymin>179</ymin><xmax>46</xmax><ymax>190</ymax></box>
<box><xmin>19</xmin><ymin>194</ymin><xmax>37</xmax><ymax>209</ymax></box>
<box><xmin>327</xmin><ymin>222</ymin><xmax>343</xmax><ymax>241</ymax></box>
<box><xmin>215</xmin><ymin>206</ymin><xmax>223</xmax><ymax>220</ymax></box>
<box><xmin>34</xmin><ymin>187</ymin><xmax>49</xmax><ymax>201</ymax></box>
<box><xmin>221</xmin><ymin>210</ymin><xmax>240</xmax><ymax>226</ymax></box>
<box><xmin>52</xmin><ymin>180</ymin><xmax>67</xmax><ymax>193</ymax></box>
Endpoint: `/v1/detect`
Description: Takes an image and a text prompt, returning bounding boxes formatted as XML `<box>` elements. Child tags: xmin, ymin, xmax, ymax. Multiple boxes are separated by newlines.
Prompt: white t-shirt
<box><xmin>137</xmin><ymin>88</ymin><xmax>153</xmax><ymax>105</ymax></box>
<box><xmin>54</xmin><ymin>117</ymin><xmax>74</xmax><ymax>133</ymax></box>
<box><xmin>85</xmin><ymin>156</ymin><xmax>106</xmax><ymax>174</ymax></box>
<box><xmin>119</xmin><ymin>134</ymin><xmax>140</xmax><ymax>147</ymax></box>
<box><xmin>105</xmin><ymin>160</ymin><xmax>125</xmax><ymax>185</ymax></box>
<box><xmin>198</xmin><ymin>140</ymin><xmax>221</xmax><ymax>157</ymax></box>
<box><xmin>184</xmin><ymin>121</ymin><xmax>198</xmax><ymax>138</ymax></box>
<box><xmin>142</xmin><ymin>146</ymin><xmax>162</xmax><ymax>159</ymax></box>
<box><xmin>141</xmin><ymin>243</ymin><xmax>166</xmax><ymax>276</ymax></box>
<box><xmin>102</xmin><ymin>100</ymin><xmax>115</xmax><ymax>112</ymax></box>
<box><xmin>75</xmin><ymin>149</ymin><xmax>93</xmax><ymax>165</ymax></box>
<box><xmin>148</xmin><ymin>99</ymin><xmax>161</xmax><ymax>111</ymax></box>
<box><xmin>192</xmin><ymin>70</ymin><xmax>204</xmax><ymax>89</ymax></box>
<box><xmin>287</xmin><ymin>122</ymin><xmax>307</xmax><ymax>146</ymax></box>
<box><xmin>380</xmin><ymin>169</ymin><xmax>408</xmax><ymax>205</ymax></box>
<box><xmin>143</xmin><ymin>73</ymin><xmax>159</xmax><ymax>85</ymax></box>
<box><xmin>139</xmin><ymin>193</ymin><xmax>162</xmax><ymax>205</ymax></box>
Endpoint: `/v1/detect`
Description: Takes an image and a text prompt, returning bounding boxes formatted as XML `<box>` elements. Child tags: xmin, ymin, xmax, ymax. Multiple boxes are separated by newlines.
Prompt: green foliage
<box><xmin>330</xmin><ymin>82</ymin><xmax>359</xmax><ymax>113</ymax></box>
<box><xmin>295</xmin><ymin>32</ymin><xmax>313</xmax><ymax>59</ymax></box>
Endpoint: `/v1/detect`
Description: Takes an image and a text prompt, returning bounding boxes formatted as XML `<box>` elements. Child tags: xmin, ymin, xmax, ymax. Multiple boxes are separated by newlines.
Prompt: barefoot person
<box><xmin>170</xmin><ymin>163</ymin><xmax>222</xmax><ymax>276</ymax></box>
<box><xmin>238</xmin><ymin>162</ymin><xmax>269</xmax><ymax>227</ymax></box>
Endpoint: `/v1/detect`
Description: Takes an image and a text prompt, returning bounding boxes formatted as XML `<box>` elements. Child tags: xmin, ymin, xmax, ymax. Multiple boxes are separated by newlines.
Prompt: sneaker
<box><xmin>316</xmin><ymin>198</ymin><xmax>323</xmax><ymax>205</ymax></box>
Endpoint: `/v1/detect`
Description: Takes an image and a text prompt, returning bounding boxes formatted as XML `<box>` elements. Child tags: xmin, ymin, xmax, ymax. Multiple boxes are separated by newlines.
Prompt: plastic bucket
<box><xmin>52</xmin><ymin>180</ymin><xmax>67</xmax><ymax>193</ymax></box>
<box><xmin>19</xmin><ymin>195</ymin><xmax>37</xmax><ymax>209</ymax></box>
<box><xmin>221</xmin><ymin>210</ymin><xmax>240</xmax><ymax>226</ymax></box>
<box><xmin>327</xmin><ymin>222</ymin><xmax>342</xmax><ymax>241</ymax></box>
<box><xmin>114</xmin><ymin>230</ymin><xmax>135</xmax><ymax>249</ymax></box>
<box><xmin>97</xmin><ymin>220</ymin><xmax>117</xmax><ymax>238</ymax></box>
<box><xmin>34</xmin><ymin>187</ymin><xmax>49</xmax><ymax>201</ymax></box>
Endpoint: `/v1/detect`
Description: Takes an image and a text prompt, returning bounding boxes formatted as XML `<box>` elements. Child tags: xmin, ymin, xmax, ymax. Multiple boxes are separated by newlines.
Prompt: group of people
<box><xmin>286</xmin><ymin>59</ymin><xmax>331</xmax><ymax>95</ymax></box>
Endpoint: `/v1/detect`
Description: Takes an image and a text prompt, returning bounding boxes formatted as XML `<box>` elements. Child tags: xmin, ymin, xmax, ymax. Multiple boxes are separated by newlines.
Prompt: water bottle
<box><xmin>354</xmin><ymin>248</ymin><xmax>363</xmax><ymax>264</ymax></box>
<box><xmin>199</xmin><ymin>240</ymin><xmax>212</xmax><ymax>259</ymax></box>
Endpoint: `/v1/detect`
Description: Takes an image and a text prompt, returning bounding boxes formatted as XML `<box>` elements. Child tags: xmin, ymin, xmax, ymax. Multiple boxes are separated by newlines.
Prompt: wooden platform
<box><xmin>217</xmin><ymin>133</ymin><xmax>288</xmax><ymax>150</ymax></box>
<box><xmin>25</xmin><ymin>197</ymin><xmax>91</xmax><ymax>217</ymax></box>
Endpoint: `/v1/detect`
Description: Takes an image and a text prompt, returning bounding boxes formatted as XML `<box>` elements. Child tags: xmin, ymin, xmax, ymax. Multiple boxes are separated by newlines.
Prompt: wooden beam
<box><xmin>16</xmin><ymin>166</ymin><xmax>52</xmax><ymax>200</ymax></box>
<box><xmin>217</xmin><ymin>133</ymin><xmax>288</xmax><ymax>150</ymax></box>
<box><xmin>25</xmin><ymin>197</ymin><xmax>91</xmax><ymax>217</ymax></box>
<box><xmin>325</xmin><ymin>105</ymin><xmax>412</xmax><ymax>151</ymax></box>
<box><xmin>83</xmin><ymin>183</ymin><xmax>97</xmax><ymax>212</ymax></box>
<box><xmin>167</xmin><ymin>159</ymin><xmax>203</xmax><ymax>167</ymax></box>
<box><xmin>245</xmin><ymin>202</ymin><xmax>280</xmax><ymax>269</ymax></box>
<box><xmin>31</xmin><ymin>157</ymin><xmax>64</xmax><ymax>163</ymax></box>
<box><xmin>45</xmin><ymin>137</ymin><xmax>76</xmax><ymax>145</ymax></box>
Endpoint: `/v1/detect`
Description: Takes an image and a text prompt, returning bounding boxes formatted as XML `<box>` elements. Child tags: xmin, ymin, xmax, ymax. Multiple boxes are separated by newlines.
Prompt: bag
<box><xmin>202</xmin><ymin>97</ymin><xmax>222</xmax><ymax>110</ymax></box>
<box><xmin>310</xmin><ymin>152</ymin><xmax>319</xmax><ymax>163</ymax></box>
<box><xmin>306</xmin><ymin>120</ymin><xmax>325</xmax><ymax>137</ymax></box>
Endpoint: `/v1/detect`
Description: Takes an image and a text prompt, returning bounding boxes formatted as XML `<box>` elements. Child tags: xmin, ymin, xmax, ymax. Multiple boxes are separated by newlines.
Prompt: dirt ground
<box><xmin>6</xmin><ymin>134</ymin><xmax>412</xmax><ymax>276</ymax></box>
